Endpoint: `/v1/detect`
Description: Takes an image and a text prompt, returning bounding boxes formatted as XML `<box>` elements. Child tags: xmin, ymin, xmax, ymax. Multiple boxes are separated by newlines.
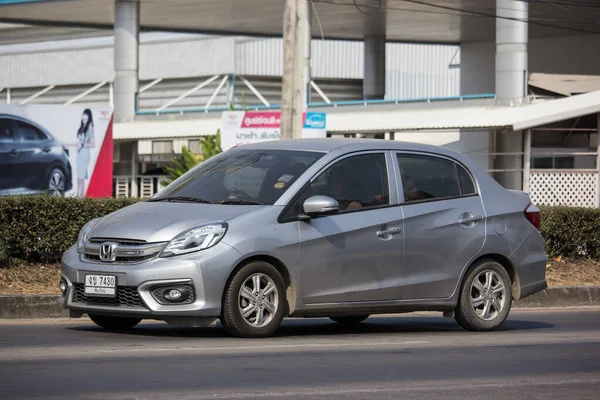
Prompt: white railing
<box><xmin>113</xmin><ymin>175</ymin><xmax>167</xmax><ymax>199</ymax></box>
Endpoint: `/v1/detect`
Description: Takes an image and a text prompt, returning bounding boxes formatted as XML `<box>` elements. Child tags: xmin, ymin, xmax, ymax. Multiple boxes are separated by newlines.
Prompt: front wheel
<box><xmin>88</xmin><ymin>314</ymin><xmax>141</xmax><ymax>330</ymax></box>
<box><xmin>47</xmin><ymin>168</ymin><xmax>66</xmax><ymax>196</ymax></box>
<box><xmin>221</xmin><ymin>261</ymin><xmax>287</xmax><ymax>338</ymax></box>
<box><xmin>454</xmin><ymin>260</ymin><xmax>512</xmax><ymax>331</ymax></box>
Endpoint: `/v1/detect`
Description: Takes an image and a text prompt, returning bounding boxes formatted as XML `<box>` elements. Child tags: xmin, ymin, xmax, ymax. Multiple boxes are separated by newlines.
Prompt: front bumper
<box><xmin>59</xmin><ymin>242</ymin><xmax>242</xmax><ymax>321</ymax></box>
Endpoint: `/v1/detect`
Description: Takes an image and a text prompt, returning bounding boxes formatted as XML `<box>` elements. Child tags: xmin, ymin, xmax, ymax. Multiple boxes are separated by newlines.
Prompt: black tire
<box><xmin>221</xmin><ymin>261</ymin><xmax>287</xmax><ymax>338</ymax></box>
<box><xmin>454</xmin><ymin>259</ymin><xmax>512</xmax><ymax>331</ymax></box>
<box><xmin>330</xmin><ymin>315</ymin><xmax>369</xmax><ymax>325</ymax></box>
<box><xmin>88</xmin><ymin>314</ymin><xmax>141</xmax><ymax>330</ymax></box>
<box><xmin>46</xmin><ymin>167</ymin><xmax>66</xmax><ymax>196</ymax></box>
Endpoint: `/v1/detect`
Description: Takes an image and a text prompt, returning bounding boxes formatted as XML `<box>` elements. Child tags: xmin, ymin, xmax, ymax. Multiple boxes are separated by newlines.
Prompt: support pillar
<box><xmin>494</xmin><ymin>0</ymin><xmax>528</xmax><ymax>189</ymax></box>
<box><xmin>362</xmin><ymin>0</ymin><xmax>386</xmax><ymax>100</ymax></box>
<box><xmin>114</xmin><ymin>0</ymin><xmax>139</xmax><ymax>123</ymax></box>
<box><xmin>303</xmin><ymin>0</ymin><xmax>311</xmax><ymax>106</ymax></box>
<box><xmin>596</xmin><ymin>112</ymin><xmax>600</xmax><ymax>207</ymax></box>
<box><xmin>363</xmin><ymin>35</ymin><xmax>386</xmax><ymax>100</ymax></box>
<box><xmin>281</xmin><ymin>0</ymin><xmax>307</xmax><ymax>139</ymax></box>
<box><xmin>523</xmin><ymin>128</ymin><xmax>531</xmax><ymax>193</ymax></box>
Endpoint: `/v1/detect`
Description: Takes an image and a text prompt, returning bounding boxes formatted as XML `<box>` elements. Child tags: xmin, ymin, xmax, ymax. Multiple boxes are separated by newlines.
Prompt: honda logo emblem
<box><xmin>99</xmin><ymin>242</ymin><xmax>118</xmax><ymax>262</ymax></box>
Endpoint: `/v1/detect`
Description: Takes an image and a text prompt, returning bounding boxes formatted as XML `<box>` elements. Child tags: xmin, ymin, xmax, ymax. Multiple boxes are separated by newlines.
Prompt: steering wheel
<box><xmin>228</xmin><ymin>187</ymin><xmax>253</xmax><ymax>200</ymax></box>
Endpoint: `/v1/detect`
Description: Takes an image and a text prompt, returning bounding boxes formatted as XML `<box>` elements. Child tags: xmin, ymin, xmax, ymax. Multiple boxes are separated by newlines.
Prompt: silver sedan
<box><xmin>59</xmin><ymin>138</ymin><xmax>547</xmax><ymax>337</ymax></box>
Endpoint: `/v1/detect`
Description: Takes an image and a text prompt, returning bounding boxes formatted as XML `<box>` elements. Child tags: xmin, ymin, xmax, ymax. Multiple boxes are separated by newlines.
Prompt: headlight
<box><xmin>77</xmin><ymin>218</ymin><xmax>101</xmax><ymax>253</ymax></box>
<box><xmin>161</xmin><ymin>223</ymin><xmax>228</xmax><ymax>258</ymax></box>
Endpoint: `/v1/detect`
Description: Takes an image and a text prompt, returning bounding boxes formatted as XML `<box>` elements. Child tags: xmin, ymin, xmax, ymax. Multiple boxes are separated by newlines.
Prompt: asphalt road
<box><xmin>1</xmin><ymin>308</ymin><xmax>600</xmax><ymax>400</ymax></box>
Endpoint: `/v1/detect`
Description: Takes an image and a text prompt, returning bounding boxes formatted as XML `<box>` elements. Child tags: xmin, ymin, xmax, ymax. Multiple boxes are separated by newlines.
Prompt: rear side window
<box><xmin>16</xmin><ymin>121</ymin><xmax>47</xmax><ymax>142</ymax></box>
<box><xmin>457</xmin><ymin>165</ymin><xmax>476</xmax><ymax>195</ymax></box>
<box><xmin>0</xmin><ymin>119</ymin><xmax>14</xmax><ymax>143</ymax></box>
<box><xmin>397</xmin><ymin>153</ymin><xmax>463</xmax><ymax>203</ymax></box>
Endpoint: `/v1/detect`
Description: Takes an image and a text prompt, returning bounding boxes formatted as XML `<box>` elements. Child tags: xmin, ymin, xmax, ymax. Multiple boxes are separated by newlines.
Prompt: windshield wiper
<box><xmin>148</xmin><ymin>196</ymin><xmax>213</xmax><ymax>204</ymax></box>
<box><xmin>219</xmin><ymin>200</ymin><xmax>265</xmax><ymax>206</ymax></box>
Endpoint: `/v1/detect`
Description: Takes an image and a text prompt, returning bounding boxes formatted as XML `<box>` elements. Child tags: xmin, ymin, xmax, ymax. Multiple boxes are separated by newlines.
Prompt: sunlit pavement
<box><xmin>1</xmin><ymin>308</ymin><xmax>600</xmax><ymax>399</ymax></box>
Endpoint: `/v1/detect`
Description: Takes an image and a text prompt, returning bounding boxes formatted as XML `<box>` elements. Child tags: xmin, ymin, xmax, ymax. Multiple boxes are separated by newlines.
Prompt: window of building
<box><xmin>188</xmin><ymin>139</ymin><xmax>201</xmax><ymax>154</ymax></box>
<box><xmin>397</xmin><ymin>153</ymin><xmax>462</xmax><ymax>203</ymax></box>
<box><xmin>152</xmin><ymin>140</ymin><xmax>173</xmax><ymax>154</ymax></box>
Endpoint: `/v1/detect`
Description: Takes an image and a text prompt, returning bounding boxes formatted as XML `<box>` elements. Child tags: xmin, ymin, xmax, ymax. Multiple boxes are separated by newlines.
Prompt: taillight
<box><xmin>524</xmin><ymin>202</ymin><xmax>541</xmax><ymax>230</ymax></box>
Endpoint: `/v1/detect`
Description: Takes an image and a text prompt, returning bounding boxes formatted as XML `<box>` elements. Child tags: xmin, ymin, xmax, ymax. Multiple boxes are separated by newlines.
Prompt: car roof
<box><xmin>234</xmin><ymin>138</ymin><xmax>465</xmax><ymax>159</ymax></box>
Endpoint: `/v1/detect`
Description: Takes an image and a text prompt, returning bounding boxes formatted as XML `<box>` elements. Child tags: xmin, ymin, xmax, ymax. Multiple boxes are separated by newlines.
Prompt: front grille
<box><xmin>89</xmin><ymin>238</ymin><xmax>147</xmax><ymax>246</ymax></box>
<box><xmin>83</xmin><ymin>238</ymin><xmax>166</xmax><ymax>264</ymax></box>
<box><xmin>72</xmin><ymin>284</ymin><xmax>145</xmax><ymax>308</ymax></box>
<box><xmin>84</xmin><ymin>253</ymin><xmax>157</xmax><ymax>263</ymax></box>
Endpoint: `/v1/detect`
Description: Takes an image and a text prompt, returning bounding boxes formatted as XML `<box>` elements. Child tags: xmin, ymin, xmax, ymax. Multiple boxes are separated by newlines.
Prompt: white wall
<box><xmin>460</xmin><ymin>41</ymin><xmax>495</xmax><ymax>95</ymax></box>
<box><xmin>459</xmin><ymin>34</ymin><xmax>600</xmax><ymax>96</ymax></box>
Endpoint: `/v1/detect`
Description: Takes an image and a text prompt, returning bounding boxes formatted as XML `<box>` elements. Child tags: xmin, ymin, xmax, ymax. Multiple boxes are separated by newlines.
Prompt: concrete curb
<box><xmin>512</xmin><ymin>286</ymin><xmax>600</xmax><ymax>308</ymax></box>
<box><xmin>0</xmin><ymin>294</ymin><xmax>67</xmax><ymax>319</ymax></box>
<box><xmin>1</xmin><ymin>286</ymin><xmax>599</xmax><ymax>319</ymax></box>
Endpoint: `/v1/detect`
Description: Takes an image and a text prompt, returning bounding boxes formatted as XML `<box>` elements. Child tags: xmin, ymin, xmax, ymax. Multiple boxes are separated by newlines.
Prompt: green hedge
<box><xmin>539</xmin><ymin>205</ymin><xmax>600</xmax><ymax>260</ymax></box>
<box><xmin>0</xmin><ymin>196</ymin><xmax>141</xmax><ymax>265</ymax></box>
<box><xmin>1</xmin><ymin>197</ymin><xmax>600</xmax><ymax>265</ymax></box>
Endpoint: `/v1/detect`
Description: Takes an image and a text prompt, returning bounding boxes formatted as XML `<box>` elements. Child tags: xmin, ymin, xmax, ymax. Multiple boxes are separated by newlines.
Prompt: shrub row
<box><xmin>1</xmin><ymin>196</ymin><xmax>599</xmax><ymax>265</ymax></box>
<box><xmin>539</xmin><ymin>205</ymin><xmax>600</xmax><ymax>260</ymax></box>
<box><xmin>0</xmin><ymin>196</ymin><xmax>141</xmax><ymax>265</ymax></box>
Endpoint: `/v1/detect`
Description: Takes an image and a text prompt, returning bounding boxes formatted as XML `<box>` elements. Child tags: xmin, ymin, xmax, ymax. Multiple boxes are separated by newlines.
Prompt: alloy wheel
<box><xmin>238</xmin><ymin>273</ymin><xmax>279</xmax><ymax>328</ymax></box>
<box><xmin>470</xmin><ymin>270</ymin><xmax>506</xmax><ymax>321</ymax></box>
<box><xmin>48</xmin><ymin>170</ymin><xmax>65</xmax><ymax>196</ymax></box>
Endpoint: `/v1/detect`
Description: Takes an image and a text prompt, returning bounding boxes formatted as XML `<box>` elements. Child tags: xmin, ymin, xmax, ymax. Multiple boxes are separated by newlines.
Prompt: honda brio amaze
<box><xmin>60</xmin><ymin>139</ymin><xmax>547</xmax><ymax>337</ymax></box>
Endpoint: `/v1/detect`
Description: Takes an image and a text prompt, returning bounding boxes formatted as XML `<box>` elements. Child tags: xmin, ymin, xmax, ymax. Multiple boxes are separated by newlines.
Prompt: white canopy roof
<box><xmin>114</xmin><ymin>90</ymin><xmax>600</xmax><ymax>140</ymax></box>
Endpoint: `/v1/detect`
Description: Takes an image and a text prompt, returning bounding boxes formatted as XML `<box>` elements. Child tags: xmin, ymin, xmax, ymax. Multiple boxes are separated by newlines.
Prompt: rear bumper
<box><xmin>510</xmin><ymin>229</ymin><xmax>548</xmax><ymax>300</ymax></box>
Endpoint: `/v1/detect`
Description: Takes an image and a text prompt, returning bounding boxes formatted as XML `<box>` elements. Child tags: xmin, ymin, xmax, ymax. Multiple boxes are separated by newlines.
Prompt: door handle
<box><xmin>459</xmin><ymin>213</ymin><xmax>483</xmax><ymax>226</ymax></box>
<box><xmin>9</xmin><ymin>149</ymin><xmax>19</xmax><ymax>156</ymax></box>
<box><xmin>42</xmin><ymin>146</ymin><xmax>51</xmax><ymax>153</ymax></box>
<box><xmin>377</xmin><ymin>227</ymin><xmax>401</xmax><ymax>237</ymax></box>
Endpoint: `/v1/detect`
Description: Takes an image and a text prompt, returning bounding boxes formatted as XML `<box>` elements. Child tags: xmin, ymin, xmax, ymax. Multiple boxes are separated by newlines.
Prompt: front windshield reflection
<box><xmin>151</xmin><ymin>149</ymin><xmax>324</xmax><ymax>205</ymax></box>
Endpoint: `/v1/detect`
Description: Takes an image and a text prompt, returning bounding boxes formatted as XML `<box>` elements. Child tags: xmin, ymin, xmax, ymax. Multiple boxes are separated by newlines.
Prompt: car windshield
<box><xmin>151</xmin><ymin>149</ymin><xmax>324</xmax><ymax>205</ymax></box>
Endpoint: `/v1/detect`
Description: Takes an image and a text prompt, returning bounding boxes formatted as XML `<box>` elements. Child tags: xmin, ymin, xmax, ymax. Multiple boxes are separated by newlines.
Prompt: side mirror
<box><xmin>302</xmin><ymin>195</ymin><xmax>339</xmax><ymax>218</ymax></box>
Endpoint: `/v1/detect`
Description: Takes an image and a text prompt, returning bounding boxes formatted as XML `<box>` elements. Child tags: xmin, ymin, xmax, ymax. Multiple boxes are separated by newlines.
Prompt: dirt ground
<box><xmin>1</xmin><ymin>259</ymin><xmax>599</xmax><ymax>295</ymax></box>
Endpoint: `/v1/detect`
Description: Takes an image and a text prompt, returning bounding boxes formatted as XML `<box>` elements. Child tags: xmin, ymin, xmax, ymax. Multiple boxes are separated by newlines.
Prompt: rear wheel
<box><xmin>88</xmin><ymin>314</ymin><xmax>141</xmax><ymax>330</ymax></box>
<box><xmin>221</xmin><ymin>261</ymin><xmax>287</xmax><ymax>338</ymax></box>
<box><xmin>454</xmin><ymin>260</ymin><xmax>512</xmax><ymax>331</ymax></box>
<box><xmin>329</xmin><ymin>315</ymin><xmax>369</xmax><ymax>325</ymax></box>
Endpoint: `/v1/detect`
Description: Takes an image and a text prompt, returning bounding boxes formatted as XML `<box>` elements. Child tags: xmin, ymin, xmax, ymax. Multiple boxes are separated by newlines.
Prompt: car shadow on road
<box><xmin>66</xmin><ymin>315</ymin><xmax>554</xmax><ymax>339</ymax></box>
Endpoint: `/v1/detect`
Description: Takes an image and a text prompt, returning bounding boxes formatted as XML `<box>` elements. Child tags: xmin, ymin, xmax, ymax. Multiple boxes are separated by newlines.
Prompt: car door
<box><xmin>395</xmin><ymin>152</ymin><xmax>486</xmax><ymax>300</ymax></box>
<box><xmin>297</xmin><ymin>151</ymin><xmax>405</xmax><ymax>304</ymax></box>
<box><xmin>13</xmin><ymin>119</ymin><xmax>52</xmax><ymax>189</ymax></box>
<box><xmin>0</xmin><ymin>118</ymin><xmax>18</xmax><ymax>190</ymax></box>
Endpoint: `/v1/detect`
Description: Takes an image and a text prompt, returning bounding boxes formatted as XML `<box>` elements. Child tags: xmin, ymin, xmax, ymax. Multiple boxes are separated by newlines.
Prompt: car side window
<box><xmin>0</xmin><ymin>119</ymin><xmax>14</xmax><ymax>143</ymax></box>
<box><xmin>16</xmin><ymin>121</ymin><xmax>47</xmax><ymax>142</ymax></box>
<box><xmin>397</xmin><ymin>153</ymin><xmax>463</xmax><ymax>203</ymax></box>
<box><xmin>457</xmin><ymin>164</ymin><xmax>476</xmax><ymax>195</ymax></box>
<box><xmin>306</xmin><ymin>153</ymin><xmax>390</xmax><ymax>212</ymax></box>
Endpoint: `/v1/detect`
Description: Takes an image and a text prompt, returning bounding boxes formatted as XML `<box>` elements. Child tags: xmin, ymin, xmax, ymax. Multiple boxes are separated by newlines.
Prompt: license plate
<box><xmin>84</xmin><ymin>274</ymin><xmax>116</xmax><ymax>297</ymax></box>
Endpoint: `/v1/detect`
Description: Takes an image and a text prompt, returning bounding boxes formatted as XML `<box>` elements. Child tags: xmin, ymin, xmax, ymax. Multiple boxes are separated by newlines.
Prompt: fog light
<box><xmin>59</xmin><ymin>280</ymin><xmax>67</xmax><ymax>295</ymax></box>
<box><xmin>163</xmin><ymin>287</ymin><xmax>190</xmax><ymax>303</ymax></box>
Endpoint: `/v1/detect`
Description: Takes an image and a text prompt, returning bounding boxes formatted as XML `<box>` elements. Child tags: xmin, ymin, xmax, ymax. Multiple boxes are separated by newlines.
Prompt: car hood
<box><xmin>89</xmin><ymin>201</ymin><xmax>263</xmax><ymax>243</ymax></box>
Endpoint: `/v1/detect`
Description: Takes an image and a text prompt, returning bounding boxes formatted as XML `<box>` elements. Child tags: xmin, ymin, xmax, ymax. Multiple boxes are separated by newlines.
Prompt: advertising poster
<box><xmin>0</xmin><ymin>104</ymin><xmax>113</xmax><ymax>198</ymax></box>
<box><xmin>220</xmin><ymin>111</ymin><xmax>327</xmax><ymax>151</ymax></box>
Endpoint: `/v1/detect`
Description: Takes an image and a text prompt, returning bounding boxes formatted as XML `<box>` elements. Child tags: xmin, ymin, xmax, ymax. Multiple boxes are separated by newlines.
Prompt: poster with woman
<box><xmin>0</xmin><ymin>104</ymin><xmax>113</xmax><ymax>198</ymax></box>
